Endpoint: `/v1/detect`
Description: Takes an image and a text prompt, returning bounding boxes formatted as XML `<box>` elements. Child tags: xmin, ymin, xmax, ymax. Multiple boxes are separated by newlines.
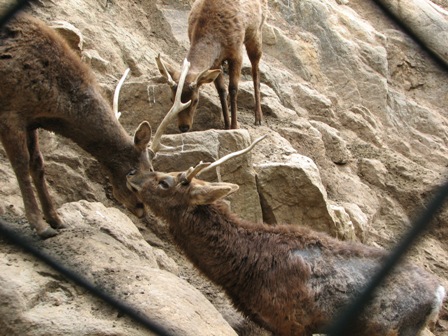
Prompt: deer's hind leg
<box><xmin>0</xmin><ymin>127</ymin><xmax>58</xmax><ymax>238</ymax></box>
<box><xmin>27</xmin><ymin>130</ymin><xmax>65</xmax><ymax>230</ymax></box>
<box><xmin>228</xmin><ymin>54</ymin><xmax>243</xmax><ymax>129</ymax></box>
<box><xmin>245</xmin><ymin>33</ymin><xmax>263</xmax><ymax>126</ymax></box>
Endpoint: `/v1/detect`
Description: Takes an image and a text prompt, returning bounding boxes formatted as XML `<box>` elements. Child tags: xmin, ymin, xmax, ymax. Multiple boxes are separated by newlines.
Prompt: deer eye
<box><xmin>158</xmin><ymin>176</ymin><xmax>174</xmax><ymax>190</ymax></box>
<box><xmin>159</xmin><ymin>180</ymin><xmax>170</xmax><ymax>190</ymax></box>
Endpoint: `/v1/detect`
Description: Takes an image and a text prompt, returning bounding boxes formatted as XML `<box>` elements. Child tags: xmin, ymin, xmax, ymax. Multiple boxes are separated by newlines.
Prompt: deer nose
<box><xmin>179</xmin><ymin>125</ymin><xmax>190</xmax><ymax>133</ymax></box>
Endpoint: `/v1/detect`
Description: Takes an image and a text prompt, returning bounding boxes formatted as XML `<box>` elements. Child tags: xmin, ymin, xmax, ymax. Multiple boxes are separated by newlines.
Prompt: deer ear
<box><xmin>193</xmin><ymin>69</ymin><xmax>221</xmax><ymax>88</ymax></box>
<box><xmin>134</xmin><ymin>121</ymin><xmax>152</xmax><ymax>151</ymax></box>
<box><xmin>190</xmin><ymin>182</ymin><xmax>239</xmax><ymax>205</ymax></box>
<box><xmin>156</xmin><ymin>57</ymin><xmax>180</xmax><ymax>84</ymax></box>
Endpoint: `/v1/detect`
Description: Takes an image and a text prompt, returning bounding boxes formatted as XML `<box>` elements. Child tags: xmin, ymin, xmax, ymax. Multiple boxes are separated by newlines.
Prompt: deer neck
<box><xmin>38</xmin><ymin>89</ymin><xmax>134</xmax><ymax>171</ymax></box>
<box><xmin>187</xmin><ymin>38</ymin><xmax>223</xmax><ymax>72</ymax></box>
<box><xmin>167</xmin><ymin>203</ymin><xmax>261</xmax><ymax>288</ymax></box>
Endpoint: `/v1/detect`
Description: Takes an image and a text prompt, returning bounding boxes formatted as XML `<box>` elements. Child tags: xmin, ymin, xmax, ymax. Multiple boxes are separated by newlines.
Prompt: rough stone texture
<box><xmin>0</xmin><ymin>201</ymin><xmax>236</xmax><ymax>336</ymax></box>
<box><xmin>375</xmin><ymin>0</ymin><xmax>448</xmax><ymax>65</ymax></box>
<box><xmin>0</xmin><ymin>0</ymin><xmax>447</xmax><ymax>334</ymax></box>
<box><xmin>255</xmin><ymin>153</ymin><xmax>334</xmax><ymax>232</ymax></box>
<box><xmin>152</xmin><ymin>129</ymin><xmax>263</xmax><ymax>223</ymax></box>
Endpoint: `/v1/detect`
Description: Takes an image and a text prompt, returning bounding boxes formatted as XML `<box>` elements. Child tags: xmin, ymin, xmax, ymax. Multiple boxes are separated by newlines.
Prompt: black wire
<box><xmin>0</xmin><ymin>219</ymin><xmax>173</xmax><ymax>336</ymax></box>
<box><xmin>0</xmin><ymin>1</ymin><xmax>447</xmax><ymax>335</ymax></box>
<box><xmin>325</xmin><ymin>180</ymin><xmax>448</xmax><ymax>335</ymax></box>
<box><xmin>371</xmin><ymin>0</ymin><xmax>448</xmax><ymax>72</ymax></box>
<box><xmin>0</xmin><ymin>0</ymin><xmax>35</xmax><ymax>28</ymax></box>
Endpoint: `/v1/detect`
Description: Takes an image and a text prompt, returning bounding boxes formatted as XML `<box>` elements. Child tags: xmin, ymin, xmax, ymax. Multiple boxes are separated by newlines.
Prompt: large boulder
<box><xmin>0</xmin><ymin>201</ymin><xmax>236</xmax><ymax>336</ymax></box>
<box><xmin>153</xmin><ymin>129</ymin><xmax>263</xmax><ymax>223</ymax></box>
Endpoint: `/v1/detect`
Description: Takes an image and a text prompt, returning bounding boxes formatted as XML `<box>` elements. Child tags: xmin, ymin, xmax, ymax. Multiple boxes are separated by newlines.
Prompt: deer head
<box><xmin>126</xmin><ymin>135</ymin><xmax>266</xmax><ymax>216</ymax></box>
<box><xmin>156</xmin><ymin>54</ymin><xmax>220</xmax><ymax>133</ymax></box>
<box><xmin>109</xmin><ymin>59</ymin><xmax>193</xmax><ymax>217</ymax></box>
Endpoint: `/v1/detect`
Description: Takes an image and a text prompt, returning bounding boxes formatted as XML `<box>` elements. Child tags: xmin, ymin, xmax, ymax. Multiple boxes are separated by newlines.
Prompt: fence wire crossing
<box><xmin>0</xmin><ymin>1</ymin><xmax>447</xmax><ymax>335</ymax></box>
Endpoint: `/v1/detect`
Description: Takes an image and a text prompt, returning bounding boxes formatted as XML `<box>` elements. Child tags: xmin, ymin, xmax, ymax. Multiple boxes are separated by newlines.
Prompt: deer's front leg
<box><xmin>27</xmin><ymin>130</ymin><xmax>65</xmax><ymax>230</ymax></box>
<box><xmin>1</xmin><ymin>128</ymin><xmax>58</xmax><ymax>238</ymax></box>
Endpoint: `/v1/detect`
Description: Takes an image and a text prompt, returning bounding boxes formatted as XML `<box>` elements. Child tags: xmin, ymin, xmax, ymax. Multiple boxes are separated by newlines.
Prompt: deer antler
<box><xmin>184</xmin><ymin>135</ymin><xmax>267</xmax><ymax>182</ymax></box>
<box><xmin>156</xmin><ymin>54</ymin><xmax>177</xmax><ymax>88</ymax></box>
<box><xmin>113</xmin><ymin>68</ymin><xmax>130</xmax><ymax>120</ymax></box>
<box><xmin>149</xmin><ymin>58</ymin><xmax>191</xmax><ymax>158</ymax></box>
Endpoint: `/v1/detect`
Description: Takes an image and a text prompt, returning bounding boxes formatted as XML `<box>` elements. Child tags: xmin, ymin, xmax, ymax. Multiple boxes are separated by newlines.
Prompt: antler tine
<box><xmin>182</xmin><ymin>161</ymin><xmax>212</xmax><ymax>183</ymax></box>
<box><xmin>183</xmin><ymin>135</ymin><xmax>267</xmax><ymax>182</ymax></box>
<box><xmin>199</xmin><ymin>135</ymin><xmax>267</xmax><ymax>175</ymax></box>
<box><xmin>149</xmin><ymin>58</ymin><xmax>191</xmax><ymax>156</ymax></box>
<box><xmin>113</xmin><ymin>68</ymin><xmax>130</xmax><ymax>120</ymax></box>
<box><xmin>156</xmin><ymin>53</ymin><xmax>176</xmax><ymax>88</ymax></box>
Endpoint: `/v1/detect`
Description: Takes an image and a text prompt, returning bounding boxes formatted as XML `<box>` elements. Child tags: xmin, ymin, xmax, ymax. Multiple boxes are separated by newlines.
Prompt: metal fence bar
<box><xmin>0</xmin><ymin>219</ymin><xmax>173</xmax><ymax>336</ymax></box>
<box><xmin>0</xmin><ymin>0</ymin><xmax>35</xmax><ymax>28</ymax></box>
<box><xmin>1</xmin><ymin>1</ymin><xmax>447</xmax><ymax>336</ymax></box>
<box><xmin>326</xmin><ymin>180</ymin><xmax>448</xmax><ymax>335</ymax></box>
<box><xmin>371</xmin><ymin>0</ymin><xmax>448</xmax><ymax>71</ymax></box>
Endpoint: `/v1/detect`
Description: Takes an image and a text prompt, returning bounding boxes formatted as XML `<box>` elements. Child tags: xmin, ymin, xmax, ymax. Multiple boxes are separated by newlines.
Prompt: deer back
<box><xmin>0</xmin><ymin>14</ymin><xmax>152</xmax><ymax>218</ymax></box>
<box><xmin>127</xmin><ymin>167</ymin><xmax>445</xmax><ymax>336</ymax></box>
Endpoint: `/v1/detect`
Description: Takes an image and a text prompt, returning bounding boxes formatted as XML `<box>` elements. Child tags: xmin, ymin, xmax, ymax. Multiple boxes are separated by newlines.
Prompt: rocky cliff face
<box><xmin>0</xmin><ymin>0</ymin><xmax>447</xmax><ymax>335</ymax></box>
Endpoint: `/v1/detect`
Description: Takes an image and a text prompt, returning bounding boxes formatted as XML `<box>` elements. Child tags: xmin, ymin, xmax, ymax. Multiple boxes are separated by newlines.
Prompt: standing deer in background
<box><xmin>157</xmin><ymin>0</ymin><xmax>264</xmax><ymax>132</ymax></box>
<box><xmin>0</xmin><ymin>14</ymin><xmax>191</xmax><ymax>238</ymax></box>
<box><xmin>127</xmin><ymin>147</ymin><xmax>446</xmax><ymax>336</ymax></box>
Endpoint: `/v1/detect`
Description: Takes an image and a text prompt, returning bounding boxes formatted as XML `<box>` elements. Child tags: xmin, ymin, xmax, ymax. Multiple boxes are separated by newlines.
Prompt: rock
<box><xmin>82</xmin><ymin>49</ymin><xmax>111</xmax><ymax>74</ymax></box>
<box><xmin>255</xmin><ymin>153</ymin><xmax>336</xmax><ymax>235</ymax></box>
<box><xmin>50</xmin><ymin>20</ymin><xmax>83</xmax><ymax>54</ymax></box>
<box><xmin>117</xmin><ymin>79</ymin><xmax>223</xmax><ymax>134</ymax></box>
<box><xmin>153</xmin><ymin>129</ymin><xmax>263</xmax><ymax>223</ymax></box>
<box><xmin>0</xmin><ymin>201</ymin><xmax>236</xmax><ymax>336</ymax></box>
<box><xmin>339</xmin><ymin>105</ymin><xmax>383</xmax><ymax>147</ymax></box>
<box><xmin>342</xmin><ymin>202</ymin><xmax>369</xmax><ymax>242</ymax></box>
<box><xmin>238</xmin><ymin>82</ymin><xmax>299</xmax><ymax>121</ymax></box>
<box><xmin>310</xmin><ymin>120</ymin><xmax>351</xmax><ymax>164</ymax></box>
<box><xmin>1</xmin><ymin>0</ymin><xmax>448</xmax><ymax>333</ymax></box>
<box><xmin>375</xmin><ymin>0</ymin><xmax>448</xmax><ymax>66</ymax></box>
<box><xmin>328</xmin><ymin>203</ymin><xmax>357</xmax><ymax>240</ymax></box>
<box><xmin>358</xmin><ymin>158</ymin><xmax>388</xmax><ymax>187</ymax></box>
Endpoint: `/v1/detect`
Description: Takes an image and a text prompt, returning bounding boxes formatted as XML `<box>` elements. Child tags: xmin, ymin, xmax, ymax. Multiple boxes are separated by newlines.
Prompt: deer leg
<box><xmin>27</xmin><ymin>130</ymin><xmax>65</xmax><ymax>230</ymax></box>
<box><xmin>214</xmin><ymin>72</ymin><xmax>230</xmax><ymax>129</ymax></box>
<box><xmin>228</xmin><ymin>56</ymin><xmax>243</xmax><ymax>129</ymax></box>
<box><xmin>245</xmin><ymin>37</ymin><xmax>263</xmax><ymax>126</ymax></box>
<box><xmin>0</xmin><ymin>129</ymin><xmax>57</xmax><ymax>238</ymax></box>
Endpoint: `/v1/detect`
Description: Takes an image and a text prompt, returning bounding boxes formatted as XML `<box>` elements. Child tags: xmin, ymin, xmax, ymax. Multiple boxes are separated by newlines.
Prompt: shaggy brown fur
<box><xmin>157</xmin><ymin>0</ymin><xmax>264</xmax><ymax>132</ymax></box>
<box><xmin>0</xmin><ymin>14</ymin><xmax>152</xmax><ymax>238</ymax></box>
<box><xmin>127</xmin><ymin>169</ymin><xmax>446</xmax><ymax>336</ymax></box>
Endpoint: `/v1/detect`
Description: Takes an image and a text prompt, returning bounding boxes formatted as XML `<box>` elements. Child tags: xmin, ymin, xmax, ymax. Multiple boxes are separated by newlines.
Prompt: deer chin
<box><xmin>130</xmin><ymin>205</ymin><xmax>145</xmax><ymax>218</ymax></box>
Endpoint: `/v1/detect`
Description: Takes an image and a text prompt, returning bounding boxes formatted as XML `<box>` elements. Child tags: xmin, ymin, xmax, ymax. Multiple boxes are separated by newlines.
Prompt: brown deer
<box><xmin>0</xmin><ymin>14</ymin><xmax>191</xmax><ymax>238</ymax></box>
<box><xmin>127</xmin><ymin>148</ymin><xmax>446</xmax><ymax>336</ymax></box>
<box><xmin>156</xmin><ymin>0</ymin><xmax>264</xmax><ymax>132</ymax></box>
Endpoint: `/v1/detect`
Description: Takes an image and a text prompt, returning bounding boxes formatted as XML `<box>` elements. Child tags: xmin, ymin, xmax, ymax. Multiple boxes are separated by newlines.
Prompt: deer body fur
<box><xmin>127</xmin><ymin>170</ymin><xmax>446</xmax><ymax>336</ymax></box>
<box><xmin>0</xmin><ymin>14</ymin><xmax>152</xmax><ymax>238</ymax></box>
<box><xmin>157</xmin><ymin>0</ymin><xmax>264</xmax><ymax>132</ymax></box>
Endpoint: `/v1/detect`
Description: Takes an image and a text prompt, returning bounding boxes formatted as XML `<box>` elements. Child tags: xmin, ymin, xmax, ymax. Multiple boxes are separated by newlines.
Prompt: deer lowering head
<box><xmin>0</xmin><ymin>14</ymin><xmax>190</xmax><ymax>238</ymax></box>
<box><xmin>127</xmin><ymin>143</ymin><xmax>445</xmax><ymax>335</ymax></box>
<box><xmin>156</xmin><ymin>0</ymin><xmax>264</xmax><ymax>132</ymax></box>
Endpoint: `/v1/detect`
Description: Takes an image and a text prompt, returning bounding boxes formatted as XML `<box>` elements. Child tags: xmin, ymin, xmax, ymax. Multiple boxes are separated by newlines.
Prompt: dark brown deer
<box><xmin>156</xmin><ymin>0</ymin><xmax>264</xmax><ymax>132</ymax></box>
<box><xmin>127</xmin><ymin>147</ymin><xmax>446</xmax><ymax>336</ymax></box>
<box><xmin>0</xmin><ymin>14</ymin><xmax>191</xmax><ymax>238</ymax></box>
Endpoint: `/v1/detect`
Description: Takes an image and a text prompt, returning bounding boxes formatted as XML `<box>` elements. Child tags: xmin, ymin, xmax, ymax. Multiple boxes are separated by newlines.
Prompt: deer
<box><xmin>127</xmin><ymin>145</ymin><xmax>446</xmax><ymax>336</ymax></box>
<box><xmin>0</xmin><ymin>13</ymin><xmax>191</xmax><ymax>239</ymax></box>
<box><xmin>156</xmin><ymin>0</ymin><xmax>264</xmax><ymax>132</ymax></box>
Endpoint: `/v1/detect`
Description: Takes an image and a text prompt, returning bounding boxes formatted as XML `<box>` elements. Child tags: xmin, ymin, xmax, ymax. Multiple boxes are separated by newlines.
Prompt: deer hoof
<box><xmin>37</xmin><ymin>226</ymin><xmax>59</xmax><ymax>239</ymax></box>
<box><xmin>49</xmin><ymin>219</ymin><xmax>67</xmax><ymax>230</ymax></box>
